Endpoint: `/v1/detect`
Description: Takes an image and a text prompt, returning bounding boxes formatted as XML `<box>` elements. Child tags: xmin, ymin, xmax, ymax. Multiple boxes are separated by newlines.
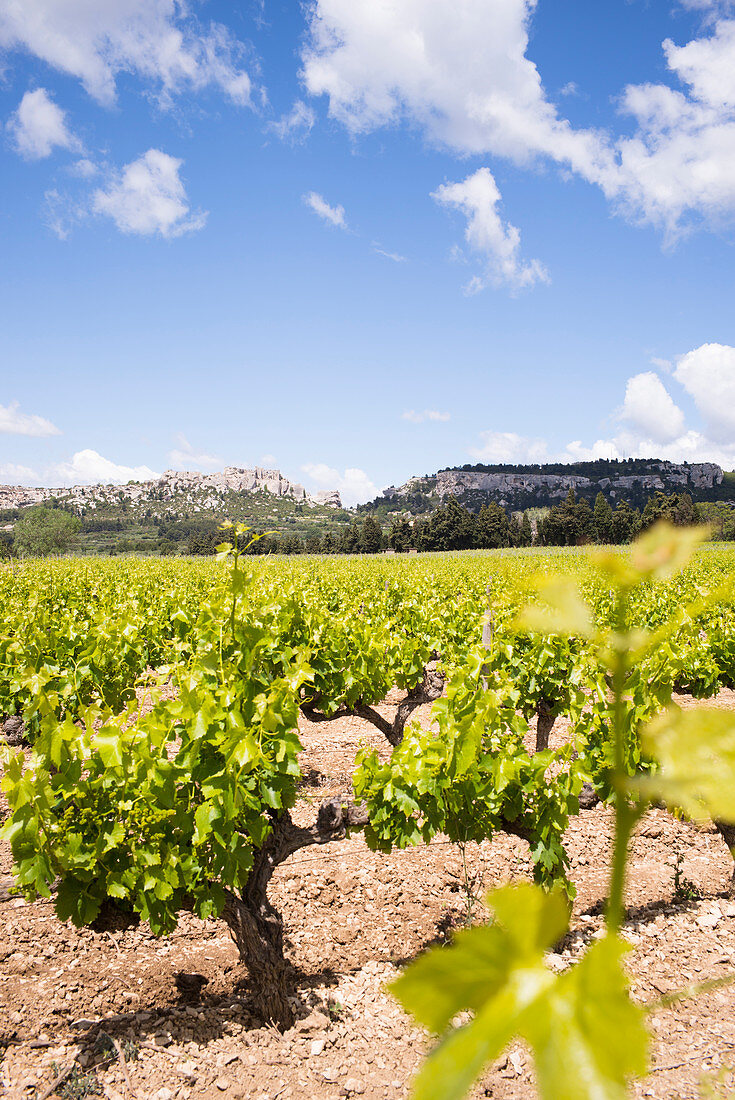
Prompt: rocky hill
<box><xmin>372</xmin><ymin>459</ymin><xmax>727</xmax><ymax>515</ymax></box>
<box><xmin>0</xmin><ymin>466</ymin><xmax>341</xmax><ymax>513</ymax></box>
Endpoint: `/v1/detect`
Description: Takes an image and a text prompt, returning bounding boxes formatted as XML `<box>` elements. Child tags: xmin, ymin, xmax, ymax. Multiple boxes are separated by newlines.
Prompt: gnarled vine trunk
<box><xmin>220</xmin><ymin>799</ymin><xmax>368</xmax><ymax>1029</ymax></box>
<box><xmin>221</xmin><ymin>881</ymin><xmax>292</xmax><ymax>1028</ymax></box>
<box><xmin>219</xmin><ymin>665</ymin><xmax>444</xmax><ymax>1026</ymax></box>
<box><xmin>535</xmin><ymin>697</ymin><xmax>556</xmax><ymax>752</ymax></box>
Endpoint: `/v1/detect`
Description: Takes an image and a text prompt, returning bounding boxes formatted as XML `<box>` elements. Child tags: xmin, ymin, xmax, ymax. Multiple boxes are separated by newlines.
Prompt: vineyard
<box><xmin>2</xmin><ymin>531</ymin><xmax>735</xmax><ymax>1099</ymax></box>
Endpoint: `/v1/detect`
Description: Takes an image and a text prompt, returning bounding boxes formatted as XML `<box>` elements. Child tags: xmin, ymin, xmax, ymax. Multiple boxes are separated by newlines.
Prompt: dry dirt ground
<box><xmin>3</xmin><ymin>690</ymin><xmax>735</xmax><ymax>1100</ymax></box>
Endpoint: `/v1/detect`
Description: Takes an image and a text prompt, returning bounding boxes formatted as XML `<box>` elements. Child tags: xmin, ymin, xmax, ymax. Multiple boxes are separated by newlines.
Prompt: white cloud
<box><xmin>51</xmin><ymin>450</ymin><xmax>159</xmax><ymax>485</ymax></box>
<box><xmin>402</xmin><ymin>409</ymin><xmax>450</xmax><ymax>423</ymax></box>
<box><xmin>303</xmin><ymin>191</ymin><xmax>348</xmax><ymax>229</ymax></box>
<box><xmin>92</xmin><ymin>149</ymin><xmax>207</xmax><ymax>238</ymax></box>
<box><xmin>561</xmin><ymin>439</ymin><xmax>623</xmax><ymax>462</ymax></box>
<box><xmin>260</xmin><ymin>454</ymin><xmax>277</xmax><ymax>465</ymax></box>
<box><xmin>0</xmin><ymin>463</ymin><xmax>40</xmax><ymax>485</ymax></box>
<box><xmin>301</xmin><ymin>0</ymin><xmax>735</xmax><ymax>236</ymax></box>
<box><xmin>43</xmin><ymin>187</ymin><xmax>86</xmax><ymax>240</ymax></box>
<box><xmin>0</xmin><ymin>401</ymin><xmax>61</xmax><ymax>437</ymax></box>
<box><xmin>71</xmin><ymin>158</ymin><xmax>99</xmax><ymax>178</ymax></box>
<box><xmin>432</xmin><ymin>168</ymin><xmax>548</xmax><ymax>291</ymax></box>
<box><xmin>674</xmin><ymin>342</ymin><xmax>735</xmax><ymax>440</ymax></box>
<box><xmin>470</xmin><ymin>424</ymin><xmax>735</xmax><ymax>469</ymax></box>
<box><xmin>0</xmin><ymin>0</ymin><xmax>254</xmax><ymax>108</ymax></box>
<box><xmin>620</xmin><ymin>372</ymin><xmax>685</xmax><ymax>443</ymax></box>
<box><xmin>469</xmin><ymin>430</ymin><xmax>549</xmax><ymax>464</ymax></box>
<box><xmin>7</xmin><ymin>88</ymin><xmax>80</xmax><ymax>160</ymax></box>
<box><xmin>468</xmin><ymin>349</ymin><xmax>735</xmax><ymax>470</ymax></box>
<box><xmin>272</xmin><ymin>100</ymin><xmax>316</xmax><ymax>141</ymax></box>
<box><xmin>372</xmin><ymin>244</ymin><xmax>407</xmax><ymax>262</ymax></box>
<box><xmin>650</xmin><ymin>356</ymin><xmax>673</xmax><ymax>372</ymax></box>
<box><xmin>168</xmin><ymin>433</ymin><xmax>220</xmax><ymax>471</ymax></box>
<box><xmin>665</xmin><ymin>19</ymin><xmax>735</xmax><ymax>107</ymax></box>
<box><xmin>680</xmin><ymin>0</ymin><xmax>733</xmax><ymax>9</ymax></box>
<box><xmin>301</xmin><ymin>462</ymin><xmax>378</xmax><ymax>506</ymax></box>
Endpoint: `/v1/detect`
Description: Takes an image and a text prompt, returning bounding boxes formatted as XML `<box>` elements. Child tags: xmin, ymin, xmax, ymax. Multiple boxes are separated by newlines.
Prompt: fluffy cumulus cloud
<box><xmin>301</xmin><ymin>462</ymin><xmax>377</xmax><ymax>506</ymax></box>
<box><xmin>301</xmin><ymin>0</ymin><xmax>735</xmax><ymax>239</ymax></box>
<box><xmin>432</xmin><ymin>168</ymin><xmax>548</xmax><ymax>291</ymax></box>
<box><xmin>167</xmin><ymin>433</ymin><xmax>220</xmax><ymax>471</ymax></box>
<box><xmin>469</xmin><ymin>345</ymin><xmax>735</xmax><ymax>468</ymax></box>
<box><xmin>51</xmin><ymin>450</ymin><xmax>159</xmax><ymax>485</ymax></box>
<box><xmin>0</xmin><ymin>463</ymin><xmax>41</xmax><ymax>485</ymax></box>
<box><xmin>614</xmin><ymin>25</ymin><xmax>735</xmax><ymax>234</ymax></box>
<box><xmin>621</xmin><ymin>372</ymin><xmax>686</xmax><ymax>443</ymax></box>
<box><xmin>7</xmin><ymin>88</ymin><xmax>80</xmax><ymax>160</ymax></box>
<box><xmin>0</xmin><ymin>401</ymin><xmax>60</xmax><ymax>437</ymax></box>
<box><xmin>402</xmin><ymin>409</ymin><xmax>450</xmax><ymax>423</ymax></box>
<box><xmin>469</xmin><ymin>430</ymin><xmax>549</xmax><ymax>464</ymax></box>
<box><xmin>303</xmin><ymin>191</ymin><xmax>348</xmax><ymax>229</ymax></box>
<box><xmin>673</xmin><ymin>343</ymin><xmax>735</xmax><ymax>441</ymax></box>
<box><xmin>0</xmin><ymin>0</ymin><xmax>254</xmax><ymax>108</ymax></box>
<box><xmin>92</xmin><ymin>149</ymin><xmax>207</xmax><ymax>238</ymax></box>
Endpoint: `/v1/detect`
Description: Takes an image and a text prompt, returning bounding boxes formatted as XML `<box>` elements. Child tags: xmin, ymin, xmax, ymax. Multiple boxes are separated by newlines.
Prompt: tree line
<box><xmin>1</xmin><ymin>489</ymin><xmax>726</xmax><ymax>558</ymax></box>
<box><xmin>187</xmin><ymin>489</ymin><xmax>704</xmax><ymax>555</ymax></box>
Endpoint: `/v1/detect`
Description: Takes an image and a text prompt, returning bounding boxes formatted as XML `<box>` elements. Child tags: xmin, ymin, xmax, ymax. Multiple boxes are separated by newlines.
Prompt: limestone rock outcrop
<box><xmin>0</xmin><ymin>466</ymin><xmax>342</xmax><ymax>511</ymax></box>
<box><xmin>384</xmin><ymin>461</ymin><xmax>723</xmax><ymax>509</ymax></box>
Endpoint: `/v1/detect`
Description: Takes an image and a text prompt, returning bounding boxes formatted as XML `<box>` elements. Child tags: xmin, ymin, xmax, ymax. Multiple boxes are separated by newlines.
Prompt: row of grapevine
<box><xmin>2</xmin><ymin>532</ymin><xmax>735</xmax><ymax>1095</ymax></box>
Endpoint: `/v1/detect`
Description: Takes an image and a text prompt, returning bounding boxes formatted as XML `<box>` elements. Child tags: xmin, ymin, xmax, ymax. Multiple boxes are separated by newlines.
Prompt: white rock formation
<box><xmin>0</xmin><ymin>466</ymin><xmax>341</xmax><ymax>511</ymax></box>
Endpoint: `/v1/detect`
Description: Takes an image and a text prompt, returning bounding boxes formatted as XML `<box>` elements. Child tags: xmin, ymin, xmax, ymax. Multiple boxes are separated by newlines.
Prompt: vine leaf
<box><xmin>637</xmin><ymin>707</ymin><xmax>735</xmax><ymax>822</ymax></box>
<box><xmin>392</xmin><ymin>883</ymin><xmax>647</xmax><ymax>1100</ymax></box>
<box><xmin>525</xmin><ymin>934</ymin><xmax>648</xmax><ymax>1100</ymax></box>
<box><xmin>517</xmin><ymin>578</ymin><xmax>593</xmax><ymax>638</ymax></box>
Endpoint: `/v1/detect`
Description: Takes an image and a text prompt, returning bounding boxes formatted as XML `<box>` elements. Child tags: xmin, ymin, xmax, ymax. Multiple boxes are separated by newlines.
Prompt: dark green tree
<box><xmin>280</xmin><ymin>534</ymin><xmax>303</xmax><ymax>554</ymax></box>
<box><xmin>575</xmin><ymin>495</ymin><xmax>595</xmax><ymax>543</ymax></box>
<box><xmin>474</xmin><ymin>503</ymin><xmax>511</xmax><ymax>549</ymax></box>
<box><xmin>411</xmin><ymin>517</ymin><xmax>427</xmax><ymax>552</ymax></box>
<box><xmin>641</xmin><ymin>491</ymin><xmax>698</xmax><ymax>530</ymax></box>
<box><xmin>339</xmin><ymin>523</ymin><xmax>361</xmax><ymax>554</ymax></box>
<box><xmin>424</xmin><ymin>496</ymin><xmax>475</xmax><ymax>551</ymax></box>
<box><xmin>389</xmin><ymin>516</ymin><xmax>413</xmax><ymax>552</ymax></box>
<box><xmin>593</xmin><ymin>492</ymin><xmax>613</xmax><ymax>544</ymax></box>
<box><xmin>611</xmin><ymin>499</ymin><xmax>641</xmax><ymax>544</ymax></box>
<box><xmin>321</xmin><ymin>532</ymin><xmax>337</xmax><ymax>554</ymax></box>
<box><xmin>359</xmin><ymin>516</ymin><xmax>383</xmax><ymax>554</ymax></box>
<box><xmin>538</xmin><ymin>490</ymin><xmax>595</xmax><ymax>546</ymax></box>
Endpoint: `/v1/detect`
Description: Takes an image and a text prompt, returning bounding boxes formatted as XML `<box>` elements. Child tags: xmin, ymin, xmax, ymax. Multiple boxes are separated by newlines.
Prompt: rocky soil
<box><xmin>2</xmin><ymin>690</ymin><xmax>735</xmax><ymax>1100</ymax></box>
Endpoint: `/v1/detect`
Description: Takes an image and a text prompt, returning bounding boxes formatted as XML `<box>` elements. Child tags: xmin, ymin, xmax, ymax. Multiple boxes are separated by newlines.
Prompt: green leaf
<box><xmin>193</xmin><ymin>801</ymin><xmax>218</xmax><ymax>844</ymax></box>
<box><xmin>55</xmin><ymin>877</ymin><xmax>102</xmax><ymax>926</ymax></box>
<box><xmin>394</xmin><ymin>885</ymin><xmax>647</xmax><ymax>1100</ymax></box>
<box><xmin>524</xmin><ymin>935</ymin><xmax>648</xmax><ymax>1100</ymax></box>
<box><xmin>518</xmin><ymin>579</ymin><xmax>593</xmax><ymax>639</ymax></box>
<box><xmin>637</xmin><ymin>706</ymin><xmax>735</xmax><ymax>822</ymax></box>
<box><xmin>393</xmin><ymin>884</ymin><xmax>567</xmax><ymax>1100</ymax></box>
<box><xmin>92</xmin><ymin>728</ymin><xmax>124</xmax><ymax>768</ymax></box>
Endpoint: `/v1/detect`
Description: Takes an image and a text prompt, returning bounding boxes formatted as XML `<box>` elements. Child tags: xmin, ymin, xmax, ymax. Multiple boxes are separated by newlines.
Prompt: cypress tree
<box><xmin>593</xmin><ymin>492</ymin><xmax>613</xmax><ymax>544</ymax></box>
<box><xmin>359</xmin><ymin>516</ymin><xmax>383</xmax><ymax>553</ymax></box>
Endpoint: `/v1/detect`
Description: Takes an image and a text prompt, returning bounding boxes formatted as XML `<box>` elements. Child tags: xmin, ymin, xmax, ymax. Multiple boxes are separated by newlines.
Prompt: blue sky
<box><xmin>1</xmin><ymin>0</ymin><xmax>735</xmax><ymax>505</ymax></box>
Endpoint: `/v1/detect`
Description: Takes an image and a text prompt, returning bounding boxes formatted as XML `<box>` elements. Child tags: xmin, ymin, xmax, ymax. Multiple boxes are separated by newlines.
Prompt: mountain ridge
<box><xmin>0</xmin><ymin>465</ymin><xmax>342</xmax><ymax>512</ymax></box>
<box><xmin>369</xmin><ymin>458</ymin><xmax>729</xmax><ymax>515</ymax></box>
